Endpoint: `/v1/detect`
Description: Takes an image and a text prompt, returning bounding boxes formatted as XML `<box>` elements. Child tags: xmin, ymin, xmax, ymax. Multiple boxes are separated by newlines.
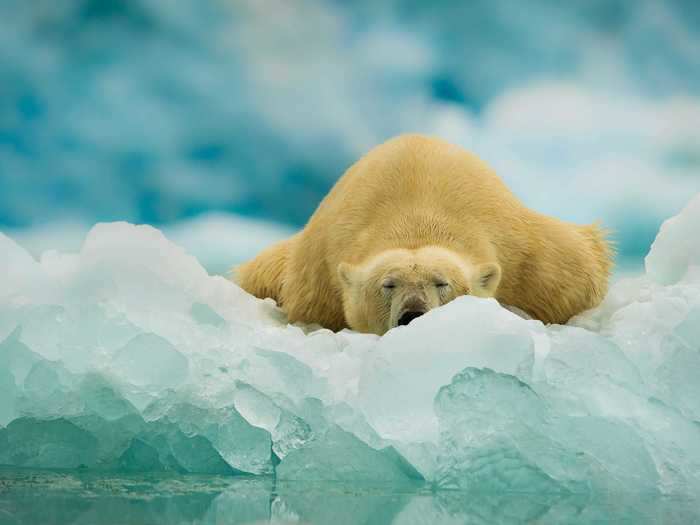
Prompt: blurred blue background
<box><xmin>1</xmin><ymin>0</ymin><xmax>699</xmax><ymax>272</ymax></box>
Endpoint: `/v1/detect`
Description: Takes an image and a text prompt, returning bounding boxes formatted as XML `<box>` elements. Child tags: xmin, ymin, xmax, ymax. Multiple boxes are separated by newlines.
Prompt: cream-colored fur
<box><xmin>234</xmin><ymin>134</ymin><xmax>613</xmax><ymax>334</ymax></box>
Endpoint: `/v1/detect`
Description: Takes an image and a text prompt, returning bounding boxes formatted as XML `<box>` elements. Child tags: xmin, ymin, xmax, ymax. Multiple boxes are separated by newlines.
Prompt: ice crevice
<box><xmin>1</xmin><ymin>194</ymin><xmax>700</xmax><ymax>495</ymax></box>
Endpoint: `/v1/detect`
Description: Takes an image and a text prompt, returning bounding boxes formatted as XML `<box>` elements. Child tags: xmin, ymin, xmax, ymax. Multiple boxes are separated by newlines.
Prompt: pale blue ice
<box><xmin>1</xmin><ymin>194</ymin><xmax>699</xmax><ymax>497</ymax></box>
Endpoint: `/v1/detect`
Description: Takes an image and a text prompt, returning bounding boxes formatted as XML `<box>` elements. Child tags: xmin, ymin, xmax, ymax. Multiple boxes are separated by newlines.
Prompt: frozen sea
<box><xmin>1</xmin><ymin>194</ymin><xmax>700</xmax><ymax>524</ymax></box>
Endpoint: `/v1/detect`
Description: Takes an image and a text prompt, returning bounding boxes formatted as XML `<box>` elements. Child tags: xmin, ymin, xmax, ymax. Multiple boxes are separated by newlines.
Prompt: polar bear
<box><xmin>234</xmin><ymin>134</ymin><xmax>613</xmax><ymax>335</ymax></box>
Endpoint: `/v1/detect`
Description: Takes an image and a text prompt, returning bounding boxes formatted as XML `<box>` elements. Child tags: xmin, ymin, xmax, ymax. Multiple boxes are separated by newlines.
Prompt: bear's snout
<box><xmin>397</xmin><ymin>310</ymin><xmax>425</xmax><ymax>326</ymax></box>
<box><xmin>392</xmin><ymin>294</ymin><xmax>429</xmax><ymax>329</ymax></box>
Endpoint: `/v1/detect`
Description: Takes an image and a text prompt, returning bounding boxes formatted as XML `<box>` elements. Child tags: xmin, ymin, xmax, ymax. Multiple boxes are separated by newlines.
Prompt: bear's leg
<box><xmin>232</xmin><ymin>238</ymin><xmax>293</xmax><ymax>305</ymax></box>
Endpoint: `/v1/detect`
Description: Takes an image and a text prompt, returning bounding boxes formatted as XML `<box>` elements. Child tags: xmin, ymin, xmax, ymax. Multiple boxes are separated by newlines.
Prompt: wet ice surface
<box><xmin>1</xmin><ymin>195</ymin><xmax>699</xmax><ymax>510</ymax></box>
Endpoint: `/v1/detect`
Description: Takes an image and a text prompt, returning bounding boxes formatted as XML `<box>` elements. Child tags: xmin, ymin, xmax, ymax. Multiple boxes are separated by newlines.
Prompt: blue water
<box><xmin>1</xmin><ymin>468</ymin><xmax>698</xmax><ymax>524</ymax></box>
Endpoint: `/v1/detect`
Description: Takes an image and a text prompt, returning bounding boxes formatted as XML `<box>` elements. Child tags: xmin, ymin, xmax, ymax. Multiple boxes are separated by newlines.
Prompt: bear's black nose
<box><xmin>398</xmin><ymin>311</ymin><xmax>424</xmax><ymax>326</ymax></box>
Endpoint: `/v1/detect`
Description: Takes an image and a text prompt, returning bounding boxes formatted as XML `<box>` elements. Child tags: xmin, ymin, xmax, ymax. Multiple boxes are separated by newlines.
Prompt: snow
<box><xmin>1</xmin><ymin>195</ymin><xmax>699</xmax><ymax>494</ymax></box>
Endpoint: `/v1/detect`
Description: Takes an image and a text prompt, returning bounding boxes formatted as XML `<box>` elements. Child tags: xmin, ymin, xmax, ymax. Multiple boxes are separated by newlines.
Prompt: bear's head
<box><xmin>337</xmin><ymin>246</ymin><xmax>501</xmax><ymax>335</ymax></box>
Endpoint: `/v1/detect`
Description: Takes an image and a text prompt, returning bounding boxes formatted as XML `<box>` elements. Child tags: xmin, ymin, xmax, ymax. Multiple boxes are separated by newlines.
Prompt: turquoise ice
<box><xmin>1</xmin><ymin>195</ymin><xmax>699</xmax><ymax>496</ymax></box>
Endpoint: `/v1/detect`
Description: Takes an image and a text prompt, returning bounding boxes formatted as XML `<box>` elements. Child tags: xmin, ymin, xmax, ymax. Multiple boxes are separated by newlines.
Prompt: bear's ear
<box><xmin>471</xmin><ymin>262</ymin><xmax>501</xmax><ymax>297</ymax></box>
<box><xmin>337</xmin><ymin>262</ymin><xmax>358</xmax><ymax>288</ymax></box>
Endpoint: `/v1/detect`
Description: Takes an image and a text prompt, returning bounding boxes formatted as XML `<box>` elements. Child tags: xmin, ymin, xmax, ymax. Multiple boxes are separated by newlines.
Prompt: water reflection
<box><xmin>0</xmin><ymin>469</ymin><xmax>698</xmax><ymax>524</ymax></box>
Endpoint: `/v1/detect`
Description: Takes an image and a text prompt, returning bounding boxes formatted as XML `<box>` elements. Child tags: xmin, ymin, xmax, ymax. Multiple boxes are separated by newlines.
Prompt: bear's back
<box><xmin>305</xmin><ymin>134</ymin><xmax>525</xmax><ymax>265</ymax></box>
<box><xmin>332</xmin><ymin>134</ymin><xmax>520</xmax><ymax>216</ymax></box>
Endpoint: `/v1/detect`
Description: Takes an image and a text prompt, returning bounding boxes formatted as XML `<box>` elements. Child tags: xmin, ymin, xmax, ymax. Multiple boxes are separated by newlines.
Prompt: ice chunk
<box><xmin>0</xmin><ymin>367</ymin><xmax>17</xmax><ymax>427</ymax></box>
<box><xmin>357</xmin><ymin>296</ymin><xmax>534</xmax><ymax>446</ymax></box>
<box><xmin>277</xmin><ymin>426</ymin><xmax>422</xmax><ymax>485</ymax></box>
<box><xmin>22</xmin><ymin>360</ymin><xmax>80</xmax><ymax>416</ymax></box>
<box><xmin>0</xmin><ymin>194</ymin><xmax>699</xmax><ymax>493</ymax></box>
<box><xmin>147</xmin><ymin>429</ymin><xmax>237</xmax><ymax>475</ymax></box>
<box><xmin>117</xmin><ymin>437</ymin><xmax>165</xmax><ymax>472</ymax></box>
<box><xmin>233</xmin><ymin>381</ymin><xmax>313</xmax><ymax>459</ymax></box>
<box><xmin>0</xmin><ymin>418</ymin><xmax>98</xmax><ymax>469</ymax></box>
<box><xmin>9</xmin><ymin>305</ymin><xmax>142</xmax><ymax>373</ymax></box>
<box><xmin>646</xmin><ymin>193</ymin><xmax>700</xmax><ymax>285</ymax></box>
<box><xmin>148</xmin><ymin>401</ymin><xmax>274</xmax><ymax>475</ymax></box>
<box><xmin>190</xmin><ymin>302</ymin><xmax>227</xmax><ymax>328</ymax></box>
<box><xmin>435</xmin><ymin>367</ymin><xmax>661</xmax><ymax>493</ymax></box>
<box><xmin>0</xmin><ymin>329</ymin><xmax>42</xmax><ymax>426</ymax></box>
<box><xmin>111</xmin><ymin>333</ymin><xmax>189</xmax><ymax>391</ymax></box>
<box><xmin>78</xmin><ymin>375</ymin><xmax>141</xmax><ymax>421</ymax></box>
<box><xmin>434</xmin><ymin>368</ymin><xmax>563</xmax><ymax>493</ymax></box>
<box><xmin>654</xmin><ymin>308</ymin><xmax>700</xmax><ymax>420</ymax></box>
<box><xmin>69</xmin><ymin>413</ymin><xmax>146</xmax><ymax>469</ymax></box>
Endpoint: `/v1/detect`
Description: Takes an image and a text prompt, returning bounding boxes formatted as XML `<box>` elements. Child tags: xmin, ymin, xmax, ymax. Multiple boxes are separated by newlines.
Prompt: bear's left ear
<box><xmin>337</xmin><ymin>262</ymin><xmax>358</xmax><ymax>288</ymax></box>
<box><xmin>471</xmin><ymin>262</ymin><xmax>501</xmax><ymax>297</ymax></box>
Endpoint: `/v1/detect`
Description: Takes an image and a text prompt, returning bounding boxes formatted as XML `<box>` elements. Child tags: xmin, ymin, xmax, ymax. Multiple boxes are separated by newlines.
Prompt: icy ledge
<box><xmin>1</xmin><ymin>194</ymin><xmax>699</xmax><ymax>495</ymax></box>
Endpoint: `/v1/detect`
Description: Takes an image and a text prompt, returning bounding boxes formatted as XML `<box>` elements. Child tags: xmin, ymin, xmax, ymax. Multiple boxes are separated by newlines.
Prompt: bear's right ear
<box><xmin>337</xmin><ymin>262</ymin><xmax>357</xmax><ymax>288</ymax></box>
<box><xmin>471</xmin><ymin>262</ymin><xmax>502</xmax><ymax>297</ymax></box>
